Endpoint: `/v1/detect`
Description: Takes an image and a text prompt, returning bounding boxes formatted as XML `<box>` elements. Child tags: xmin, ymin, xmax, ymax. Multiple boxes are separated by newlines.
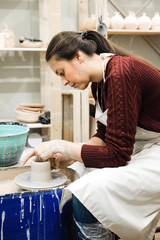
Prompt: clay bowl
<box><xmin>0</xmin><ymin>122</ymin><xmax>29</xmax><ymax>167</ymax></box>
<box><xmin>15</xmin><ymin>109</ymin><xmax>42</xmax><ymax>123</ymax></box>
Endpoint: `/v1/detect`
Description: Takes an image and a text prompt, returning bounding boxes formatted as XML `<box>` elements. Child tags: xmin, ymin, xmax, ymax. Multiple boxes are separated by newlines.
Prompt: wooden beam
<box><xmin>73</xmin><ymin>91</ymin><xmax>81</xmax><ymax>142</ymax></box>
<box><xmin>108</xmin><ymin>0</ymin><xmax>127</xmax><ymax>17</ymax></box>
<box><xmin>135</xmin><ymin>0</ymin><xmax>152</xmax><ymax>16</ymax></box>
<box><xmin>143</xmin><ymin>36</ymin><xmax>160</xmax><ymax>55</ymax></box>
<box><xmin>81</xmin><ymin>89</ymin><xmax>89</xmax><ymax>142</ymax></box>
<box><xmin>79</xmin><ymin>0</ymin><xmax>88</xmax><ymax>31</ymax></box>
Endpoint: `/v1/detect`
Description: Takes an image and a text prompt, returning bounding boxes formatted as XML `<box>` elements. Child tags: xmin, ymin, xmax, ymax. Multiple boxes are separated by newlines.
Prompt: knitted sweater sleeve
<box><xmin>81</xmin><ymin>56</ymin><xmax>141</xmax><ymax>168</ymax></box>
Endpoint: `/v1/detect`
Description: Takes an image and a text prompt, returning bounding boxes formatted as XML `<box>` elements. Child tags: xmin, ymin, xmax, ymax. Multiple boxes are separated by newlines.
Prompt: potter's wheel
<box><xmin>14</xmin><ymin>171</ymin><xmax>68</xmax><ymax>190</ymax></box>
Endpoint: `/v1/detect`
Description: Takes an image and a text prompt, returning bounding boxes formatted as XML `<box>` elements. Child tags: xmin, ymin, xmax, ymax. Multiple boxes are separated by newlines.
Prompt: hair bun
<box><xmin>81</xmin><ymin>31</ymin><xmax>88</xmax><ymax>40</ymax></box>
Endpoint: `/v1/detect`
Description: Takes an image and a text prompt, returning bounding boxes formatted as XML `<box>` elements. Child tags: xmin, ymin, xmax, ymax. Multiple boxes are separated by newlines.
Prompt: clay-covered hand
<box><xmin>22</xmin><ymin>140</ymin><xmax>67</xmax><ymax>165</ymax></box>
<box><xmin>22</xmin><ymin>139</ymin><xmax>82</xmax><ymax>166</ymax></box>
<box><xmin>50</xmin><ymin>153</ymin><xmax>75</xmax><ymax>169</ymax></box>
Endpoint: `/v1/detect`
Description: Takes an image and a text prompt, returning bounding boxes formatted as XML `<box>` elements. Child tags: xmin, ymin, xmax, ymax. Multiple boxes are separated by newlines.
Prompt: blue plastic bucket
<box><xmin>0</xmin><ymin>188</ymin><xmax>77</xmax><ymax>240</ymax></box>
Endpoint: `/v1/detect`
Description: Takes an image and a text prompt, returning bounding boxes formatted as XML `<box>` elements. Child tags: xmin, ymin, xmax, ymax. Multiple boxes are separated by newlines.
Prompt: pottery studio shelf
<box><xmin>0</xmin><ymin>47</ymin><xmax>47</xmax><ymax>51</ymax></box>
<box><xmin>0</xmin><ymin>1</ymin><xmax>63</xmax><ymax>141</ymax></box>
<box><xmin>107</xmin><ymin>29</ymin><xmax>160</xmax><ymax>35</ymax></box>
<box><xmin>107</xmin><ymin>29</ymin><xmax>160</xmax><ymax>55</ymax></box>
<box><xmin>26</xmin><ymin>123</ymin><xmax>51</xmax><ymax>129</ymax></box>
<box><xmin>0</xmin><ymin>120</ymin><xmax>51</xmax><ymax>129</ymax></box>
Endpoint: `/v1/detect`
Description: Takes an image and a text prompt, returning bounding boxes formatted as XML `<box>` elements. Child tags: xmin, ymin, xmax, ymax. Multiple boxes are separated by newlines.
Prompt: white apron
<box><xmin>62</xmin><ymin>54</ymin><xmax>160</xmax><ymax>240</ymax></box>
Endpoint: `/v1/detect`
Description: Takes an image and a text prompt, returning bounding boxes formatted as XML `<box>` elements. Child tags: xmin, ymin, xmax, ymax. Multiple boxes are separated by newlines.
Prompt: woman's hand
<box><xmin>22</xmin><ymin>139</ymin><xmax>83</xmax><ymax>166</ymax></box>
<box><xmin>22</xmin><ymin>140</ymin><xmax>61</xmax><ymax>165</ymax></box>
<box><xmin>50</xmin><ymin>153</ymin><xmax>75</xmax><ymax>169</ymax></box>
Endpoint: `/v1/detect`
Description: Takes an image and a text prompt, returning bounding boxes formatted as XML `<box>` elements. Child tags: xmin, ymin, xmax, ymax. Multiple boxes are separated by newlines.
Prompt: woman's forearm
<box><xmin>22</xmin><ymin>137</ymin><xmax>105</xmax><ymax>165</ymax></box>
<box><xmin>85</xmin><ymin>136</ymin><xmax>106</xmax><ymax>146</ymax></box>
<box><xmin>55</xmin><ymin>140</ymin><xmax>83</xmax><ymax>163</ymax></box>
<box><xmin>58</xmin><ymin>137</ymin><xmax>105</xmax><ymax>161</ymax></box>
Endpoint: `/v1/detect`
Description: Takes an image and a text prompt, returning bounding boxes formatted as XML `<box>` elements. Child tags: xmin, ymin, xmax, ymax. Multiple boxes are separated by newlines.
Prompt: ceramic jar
<box><xmin>80</xmin><ymin>14</ymin><xmax>96</xmax><ymax>31</ymax></box>
<box><xmin>124</xmin><ymin>12</ymin><xmax>138</xmax><ymax>30</ymax></box>
<box><xmin>1</xmin><ymin>24</ymin><xmax>16</xmax><ymax>48</ymax></box>
<box><xmin>138</xmin><ymin>13</ymin><xmax>151</xmax><ymax>30</ymax></box>
<box><xmin>151</xmin><ymin>12</ymin><xmax>160</xmax><ymax>30</ymax></box>
<box><xmin>110</xmin><ymin>12</ymin><xmax>124</xmax><ymax>29</ymax></box>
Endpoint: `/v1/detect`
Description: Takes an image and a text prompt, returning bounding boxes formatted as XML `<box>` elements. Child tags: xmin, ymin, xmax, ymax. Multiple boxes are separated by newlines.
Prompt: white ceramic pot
<box><xmin>110</xmin><ymin>12</ymin><xmax>124</xmax><ymax>29</ymax></box>
<box><xmin>2</xmin><ymin>24</ymin><xmax>16</xmax><ymax>48</ymax></box>
<box><xmin>138</xmin><ymin>13</ymin><xmax>151</xmax><ymax>30</ymax></box>
<box><xmin>151</xmin><ymin>12</ymin><xmax>160</xmax><ymax>30</ymax></box>
<box><xmin>30</xmin><ymin>160</ymin><xmax>52</xmax><ymax>182</ymax></box>
<box><xmin>124</xmin><ymin>12</ymin><xmax>138</xmax><ymax>30</ymax></box>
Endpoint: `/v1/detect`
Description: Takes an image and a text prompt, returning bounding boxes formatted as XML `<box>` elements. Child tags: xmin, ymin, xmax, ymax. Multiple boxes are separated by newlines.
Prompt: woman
<box><xmin>23</xmin><ymin>30</ymin><xmax>160</xmax><ymax>240</ymax></box>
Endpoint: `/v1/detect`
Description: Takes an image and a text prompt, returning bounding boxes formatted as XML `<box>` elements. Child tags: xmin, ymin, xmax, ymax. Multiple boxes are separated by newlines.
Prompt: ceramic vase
<box><xmin>124</xmin><ymin>11</ymin><xmax>138</xmax><ymax>30</ymax></box>
<box><xmin>110</xmin><ymin>12</ymin><xmax>124</xmax><ymax>29</ymax></box>
<box><xmin>138</xmin><ymin>13</ymin><xmax>151</xmax><ymax>30</ymax></box>
<box><xmin>2</xmin><ymin>24</ymin><xmax>16</xmax><ymax>48</ymax></box>
<box><xmin>151</xmin><ymin>12</ymin><xmax>160</xmax><ymax>30</ymax></box>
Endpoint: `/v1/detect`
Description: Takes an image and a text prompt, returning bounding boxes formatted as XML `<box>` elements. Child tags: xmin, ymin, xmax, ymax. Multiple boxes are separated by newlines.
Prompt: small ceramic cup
<box><xmin>30</xmin><ymin>160</ymin><xmax>52</xmax><ymax>182</ymax></box>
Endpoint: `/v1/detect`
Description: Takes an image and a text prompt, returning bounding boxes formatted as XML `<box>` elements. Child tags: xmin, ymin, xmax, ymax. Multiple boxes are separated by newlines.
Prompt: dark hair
<box><xmin>46</xmin><ymin>30</ymin><xmax>159</xmax><ymax>71</ymax></box>
<box><xmin>46</xmin><ymin>30</ymin><xmax>131</xmax><ymax>62</ymax></box>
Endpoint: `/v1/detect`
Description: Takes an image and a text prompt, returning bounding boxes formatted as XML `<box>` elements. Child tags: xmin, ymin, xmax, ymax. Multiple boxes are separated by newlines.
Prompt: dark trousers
<box><xmin>72</xmin><ymin>195</ymin><xmax>120</xmax><ymax>240</ymax></box>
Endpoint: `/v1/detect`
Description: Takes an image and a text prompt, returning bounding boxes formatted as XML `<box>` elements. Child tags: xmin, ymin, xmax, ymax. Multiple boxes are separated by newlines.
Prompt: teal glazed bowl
<box><xmin>0</xmin><ymin>122</ymin><xmax>29</xmax><ymax>167</ymax></box>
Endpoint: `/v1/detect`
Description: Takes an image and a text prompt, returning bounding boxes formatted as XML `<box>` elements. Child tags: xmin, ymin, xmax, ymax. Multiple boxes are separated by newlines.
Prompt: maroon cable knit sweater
<box><xmin>81</xmin><ymin>56</ymin><xmax>160</xmax><ymax>168</ymax></box>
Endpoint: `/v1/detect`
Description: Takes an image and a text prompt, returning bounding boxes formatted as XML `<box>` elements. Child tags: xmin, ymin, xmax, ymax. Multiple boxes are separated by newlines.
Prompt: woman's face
<box><xmin>48</xmin><ymin>51</ymin><xmax>100</xmax><ymax>90</ymax></box>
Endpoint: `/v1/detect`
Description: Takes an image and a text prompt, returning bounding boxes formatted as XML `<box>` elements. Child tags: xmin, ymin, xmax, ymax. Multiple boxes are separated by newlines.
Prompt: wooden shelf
<box><xmin>0</xmin><ymin>119</ymin><xmax>50</xmax><ymax>129</ymax></box>
<box><xmin>108</xmin><ymin>29</ymin><xmax>160</xmax><ymax>35</ymax></box>
<box><xmin>107</xmin><ymin>29</ymin><xmax>160</xmax><ymax>55</ymax></box>
<box><xmin>27</xmin><ymin>123</ymin><xmax>51</xmax><ymax>129</ymax></box>
<box><xmin>0</xmin><ymin>47</ymin><xmax>47</xmax><ymax>51</ymax></box>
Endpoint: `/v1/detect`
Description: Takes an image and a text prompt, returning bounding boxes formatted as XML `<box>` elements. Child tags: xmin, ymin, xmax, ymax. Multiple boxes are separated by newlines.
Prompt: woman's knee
<box><xmin>72</xmin><ymin>195</ymin><xmax>98</xmax><ymax>224</ymax></box>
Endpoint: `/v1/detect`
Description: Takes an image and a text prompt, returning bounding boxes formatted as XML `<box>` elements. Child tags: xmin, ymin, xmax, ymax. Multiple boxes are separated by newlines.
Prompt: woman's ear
<box><xmin>75</xmin><ymin>51</ymin><xmax>84</xmax><ymax>64</ymax></box>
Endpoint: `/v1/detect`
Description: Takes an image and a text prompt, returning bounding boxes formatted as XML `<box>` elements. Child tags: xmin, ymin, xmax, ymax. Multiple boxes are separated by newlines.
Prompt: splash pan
<box><xmin>14</xmin><ymin>171</ymin><xmax>67</xmax><ymax>190</ymax></box>
<box><xmin>0</xmin><ymin>166</ymin><xmax>78</xmax><ymax>195</ymax></box>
